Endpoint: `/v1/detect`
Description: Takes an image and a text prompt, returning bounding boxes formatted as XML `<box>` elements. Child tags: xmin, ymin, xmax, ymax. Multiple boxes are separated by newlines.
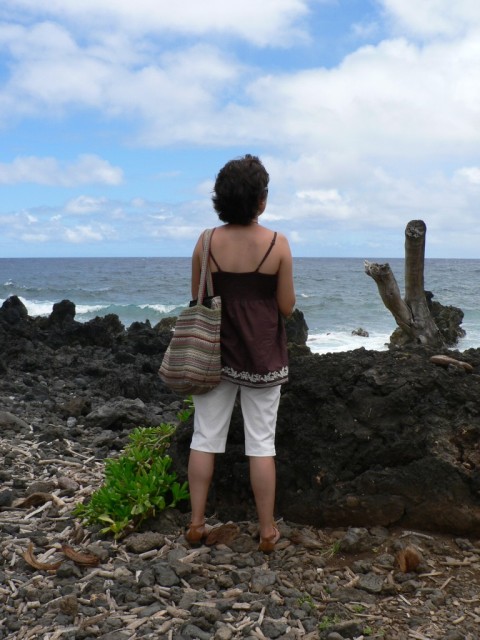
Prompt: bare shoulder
<box><xmin>195</xmin><ymin>229</ymin><xmax>208</xmax><ymax>248</ymax></box>
<box><xmin>192</xmin><ymin>231</ymin><xmax>206</xmax><ymax>262</ymax></box>
<box><xmin>258</xmin><ymin>226</ymin><xmax>287</xmax><ymax>241</ymax></box>
<box><xmin>274</xmin><ymin>231</ymin><xmax>292</xmax><ymax>253</ymax></box>
<box><xmin>274</xmin><ymin>230</ymin><xmax>289</xmax><ymax>242</ymax></box>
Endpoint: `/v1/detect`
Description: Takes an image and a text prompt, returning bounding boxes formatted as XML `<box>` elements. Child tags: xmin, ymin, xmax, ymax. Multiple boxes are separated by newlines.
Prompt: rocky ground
<box><xmin>2</xmin><ymin>297</ymin><xmax>480</xmax><ymax>639</ymax></box>
<box><xmin>2</xmin><ymin>390</ymin><xmax>480</xmax><ymax>640</ymax></box>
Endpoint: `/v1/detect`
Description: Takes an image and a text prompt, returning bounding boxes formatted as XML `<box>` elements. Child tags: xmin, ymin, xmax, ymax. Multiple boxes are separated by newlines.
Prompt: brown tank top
<box><xmin>209</xmin><ymin>230</ymin><xmax>288</xmax><ymax>388</ymax></box>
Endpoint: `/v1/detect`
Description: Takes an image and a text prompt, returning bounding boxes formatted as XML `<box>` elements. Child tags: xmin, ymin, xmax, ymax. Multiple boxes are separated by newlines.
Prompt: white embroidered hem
<box><xmin>221</xmin><ymin>365</ymin><xmax>288</xmax><ymax>388</ymax></box>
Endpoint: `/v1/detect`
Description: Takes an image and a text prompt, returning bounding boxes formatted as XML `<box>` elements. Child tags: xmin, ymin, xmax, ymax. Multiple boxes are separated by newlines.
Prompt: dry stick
<box><xmin>63</xmin><ymin>440</ymin><xmax>96</xmax><ymax>459</ymax></box>
<box><xmin>440</xmin><ymin>576</ymin><xmax>454</xmax><ymax>590</ymax></box>
<box><xmin>0</xmin><ymin>516</ymin><xmax>39</xmax><ymax>526</ymax></box>
<box><xmin>466</xmin><ymin>611</ymin><xmax>480</xmax><ymax>623</ymax></box>
<box><xmin>24</xmin><ymin>502</ymin><xmax>53</xmax><ymax>519</ymax></box>
<box><xmin>235</xmin><ymin>617</ymin><xmax>254</xmax><ymax>631</ymax></box>
<box><xmin>257</xmin><ymin>605</ymin><xmax>266</xmax><ymax>626</ymax></box>
<box><xmin>460</xmin><ymin>596</ymin><xmax>480</xmax><ymax>603</ymax></box>
<box><xmin>252</xmin><ymin>627</ymin><xmax>268</xmax><ymax>640</ymax></box>
<box><xmin>38</xmin><ymin>458</ymin><xmax>86</xmax><ymax>468</ymax></box>
<box><xmin>344</xmin><ymin>575</ymin><xmax>360</xmax><ymax>588</ymax></box>
<box><xmin>400</xmin><ymin>531</ymin><xmax>435</xmax><ymax>540</ymax></box>
<box><xmin>408</xmin><ymin>631</ymin><xmax>433</xmax><ymax>640</ymax></box>
<box><xmin>79</xmin><ymin>612</ymin><xmax>110</xmax><ymax>628</ymax></box>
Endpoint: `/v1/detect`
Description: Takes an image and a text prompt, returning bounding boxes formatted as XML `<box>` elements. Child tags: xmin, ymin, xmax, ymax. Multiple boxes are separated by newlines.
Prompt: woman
<box><xmin>186</xmin><ymin>154</ymin><xmax>296</xmax><ymax>552</ymax></box>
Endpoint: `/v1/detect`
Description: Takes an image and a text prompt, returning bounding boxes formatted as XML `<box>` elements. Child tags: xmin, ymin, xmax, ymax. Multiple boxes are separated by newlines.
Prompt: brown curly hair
<box><xmin>212</xmin><ymin>154</ymin><xmax>269</xmax><ymax>225</ymax></box>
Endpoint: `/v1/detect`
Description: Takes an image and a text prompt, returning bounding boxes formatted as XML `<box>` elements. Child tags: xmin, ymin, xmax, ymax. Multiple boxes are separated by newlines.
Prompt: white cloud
<box><xmin>242</xmin><ymin>34</ymin><xmax>480</xmax><ymax>157</ymax></box>
<box><xmin>196</xmin><ymin>180</ymin><xmax>214</xmax><ymax>196</ymax></box>
<box><xmin>66</xmin><ymin>155</ymin><xmax>123</xmax><ymax>186</ymax></box>
<box><xmin>0</xmin><ymin>23</ymin><xmax>109</xmax><ymax>114</ymax></box>
<box><xmin>65</xmin><ymin>195</ymin><xmax>109</xmax><ymax>214</ymax></box>
<box><xmin>148</xmin><ymin>214</ymin><xmax>169</xmax><ymax>221</ymax></box>
<box><xmin>0</xmin><ymin>22</ymin><xmax>245</xmax><ymax>139</ymax></box>
<box><xmin>0</xmin><ymin>156</ymin><xmax>56</xmax><ymax>185</ymax></box>
<box><xmin>151</xmin><ymin>225</ymin><xmax>201</xmax><ymax>240</ymax></box>
<box><xmin>1</xmin><ymin>0</ymin><xmax>313</xmax><ymax>46</ymax></box>
<box><xmin>455</xmin><ymin>167</ymin><xmax>480</xmax><ymax>185</ymax></box>
<box><xmin>21</xmin><ymin>232</ymin><xmax>48</xmax><ymax>242</ymax></box>
<box><xmin>296</xmin><ymin>189</ymin><xmax>353</xmax><ymax>220</ymax></box>
<box><xmin>351</xmin><ymin>21</ymin><xmax>380</xmax><ymax>39</ymax></box>
<box><xmin>64</xmin><ymin>225</ymin><xmax>105</xmax><ymax>243</ymax></box>
<box><xmin>111</xmin><ymin>208</ymin><xmax>126</xmax><ymax>220</ymax></box>
<box><xmin>3</xmin><ymin>7</ymin><xmax>478</xmax><ymax>160</ymax></box>
<box><xmin>122</xmin><ymin>45</ymin><xmax>245</xmax><ymax>145</ymax></box>
<box><xmin>0</xmin><ymin>155</ymin><xmax>123</xmax><ymax>186</ymax></box>
<box><xmin>381</xmin><ymin>0</ymin><xmax>480</xmax><ymax>38</ymax></box>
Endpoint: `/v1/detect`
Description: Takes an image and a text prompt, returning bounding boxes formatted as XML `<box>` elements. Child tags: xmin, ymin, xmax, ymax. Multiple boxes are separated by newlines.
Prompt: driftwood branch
<box><xmin>363</xmin><ymin>261</ymin><xmax>413</xmax><ymax>334</ymax></box>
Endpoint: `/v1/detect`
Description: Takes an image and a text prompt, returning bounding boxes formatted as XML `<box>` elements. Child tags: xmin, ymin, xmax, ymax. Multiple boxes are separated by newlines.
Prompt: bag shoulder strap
<box><xmin>198</xmin><ymin>228</ymin><xmax>215</xmax><ymax>303</ymax></box>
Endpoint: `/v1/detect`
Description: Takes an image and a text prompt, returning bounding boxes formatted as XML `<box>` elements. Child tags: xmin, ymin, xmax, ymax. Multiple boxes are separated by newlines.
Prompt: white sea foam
<box><xmin>0</xmin><ymin>296</ymin><xmax>183</xmax><ymax>324</ymax></box>
<box><xmin>139</xmin><ymin>303</ymin><xmax>182</xmax><ymax>314</ymax></box>
<box><xmin>16</xmin><ymin>297</ymin><xmax>55</xmax><ymax>317</ymax></box>
<box><xmin>3</xmin><ymin>297</ymin><xmax>107</xmax><ymax>318</ymax></box>
<box><xmin>308</xmin><ymin>331</ymin><xmax>390</xmax><ymax>355</ymax></box>
<box><xmin>308</xmin><ymin>328</ymin><xmax>480</xmax><ymax>355</ymax></box>
<box><xmin>74</xmin><ymin>304</ymin><xmax>107</xmax><ymax>316</ymax></box>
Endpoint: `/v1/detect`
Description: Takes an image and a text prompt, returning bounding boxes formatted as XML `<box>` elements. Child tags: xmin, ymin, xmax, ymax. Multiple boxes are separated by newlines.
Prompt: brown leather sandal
<box><xmin>185</xmin><ymin>522</ymin><xmax>209</xmax><ymax>546</ymax></box>
<box><xmin>258</xmin><ymin>525</ymin><xmax>281</xmax><ymax>553</ymax></box>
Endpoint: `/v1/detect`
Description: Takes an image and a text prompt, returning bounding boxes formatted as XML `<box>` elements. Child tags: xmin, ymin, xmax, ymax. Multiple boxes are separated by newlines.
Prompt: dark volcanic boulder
<box><xmin>285</xmin><ymin>308</ymin><xmax>308</xmax><ymax>345</ymax></box>
<box><xmin>84</xmin><ymin>397</ymin><xmax>159</xmax><ymax>431</ymax></box>
<box><xmin>390</xmin><ymin>292</ymin><xmax>465</xmax><ymax>349</ymax></box>
<box><xmin>430</xmin><ymin>299</ymin><xmax>466</xmax><ymax>346</ymax></box>
<box><xmin>170</xmin><ymin>345</ymin><xmax>480</xmax><ymax>535</ymax></box>
<box><xmin>48</xmin><ymin>299</ymin><xmax>76</xmax><ymax>326</ymax></box>
<box><xmin>0</xmin><ymin>295</ymin><xmax>28</xmax><ymax>325</ymax></box>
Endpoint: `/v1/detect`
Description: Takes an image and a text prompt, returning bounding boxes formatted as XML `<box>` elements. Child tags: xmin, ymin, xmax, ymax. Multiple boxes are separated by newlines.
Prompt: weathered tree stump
<box><xmin>365</xmin><ymin>220</ymin><xmax>445</xmax><ymax>348</ymax></box>
<box><xmin>403</xmin><ymin>220</ymin><xmax>445</xmax><ymax>346</ymax></box>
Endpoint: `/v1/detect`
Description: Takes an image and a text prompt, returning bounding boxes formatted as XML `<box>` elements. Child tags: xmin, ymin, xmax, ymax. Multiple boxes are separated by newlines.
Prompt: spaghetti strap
<box><xmin>255</xmin><ymin>232</ymin><xmax>277</xmax><ymax>272</ymax></box>
<box><xmin>208</xmin><ymin>228</ymin><xmax>221</xmax><ymax>271</ymax></box>
<box><xmin>209</xmin><ymin>250</ymin><xmax>221</xmax><ymax>271</ymax></box>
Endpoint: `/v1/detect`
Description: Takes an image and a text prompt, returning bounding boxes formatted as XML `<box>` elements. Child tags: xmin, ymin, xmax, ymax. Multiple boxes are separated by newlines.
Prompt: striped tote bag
<box><xmin>158</xmin><ymin>229</ymin><xmax>222</xmax><ymax>395</ymax></box>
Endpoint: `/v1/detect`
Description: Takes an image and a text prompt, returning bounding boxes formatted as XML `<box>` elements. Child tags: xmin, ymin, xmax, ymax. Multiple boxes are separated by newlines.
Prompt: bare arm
<box><xmin>276</xmin><ymin>234</ymin><xmax>296</xmax><ymax>317</ymax></box>
<box><xmin>191</xmin><ymin>234</ymin><xmax>203</xmax><ymax>299</ymax></box>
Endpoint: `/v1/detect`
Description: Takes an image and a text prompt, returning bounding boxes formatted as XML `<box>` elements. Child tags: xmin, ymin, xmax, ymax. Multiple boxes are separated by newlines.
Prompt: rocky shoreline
<box><xmin>1</xmin><ymin>296</ymin><xmax>480</xmax><ymax>639</ymax></box>
<box><xmin>2</xmin><ymin>420</ymin><xmax>480</xmax><ymax>640</ymax></box>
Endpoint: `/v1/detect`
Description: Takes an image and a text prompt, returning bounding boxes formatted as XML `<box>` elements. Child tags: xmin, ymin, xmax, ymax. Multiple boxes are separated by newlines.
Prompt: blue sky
<box><xmin>1</xmin><ymin>0</ymin><xmax>480</xmax><ymax>258</ymax></box>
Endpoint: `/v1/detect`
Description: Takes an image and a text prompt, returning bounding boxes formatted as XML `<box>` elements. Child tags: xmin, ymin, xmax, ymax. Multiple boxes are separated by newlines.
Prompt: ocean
<box><xmin>2</xmin><ymin>257</ymin><xmax>480</xmax><ymax>354</ymax></box>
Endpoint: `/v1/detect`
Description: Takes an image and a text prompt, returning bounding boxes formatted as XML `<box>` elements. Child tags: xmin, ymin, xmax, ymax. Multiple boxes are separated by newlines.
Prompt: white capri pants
<box><xmin>191</xmin><ymin>380</ymin><xmax>281</xmax><ymax>457</ymax></box>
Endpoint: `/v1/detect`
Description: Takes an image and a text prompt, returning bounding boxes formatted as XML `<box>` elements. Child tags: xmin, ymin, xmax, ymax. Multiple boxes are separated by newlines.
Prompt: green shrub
<box><xmin>74</xmin><ymin>419</ymin><xmax>190</xmax><ymax>539</ymax></box>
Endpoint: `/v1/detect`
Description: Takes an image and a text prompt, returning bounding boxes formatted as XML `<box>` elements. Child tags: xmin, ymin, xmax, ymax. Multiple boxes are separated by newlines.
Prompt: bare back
<box><xmin>209</xmin><ymin>225</ymin><xmax>278</xmax><ymax>274</ymax></box>
<box><xmin>192</xmin><ymin>224</ymin><xmax>295</xmax><ymax>317</ymax></box>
